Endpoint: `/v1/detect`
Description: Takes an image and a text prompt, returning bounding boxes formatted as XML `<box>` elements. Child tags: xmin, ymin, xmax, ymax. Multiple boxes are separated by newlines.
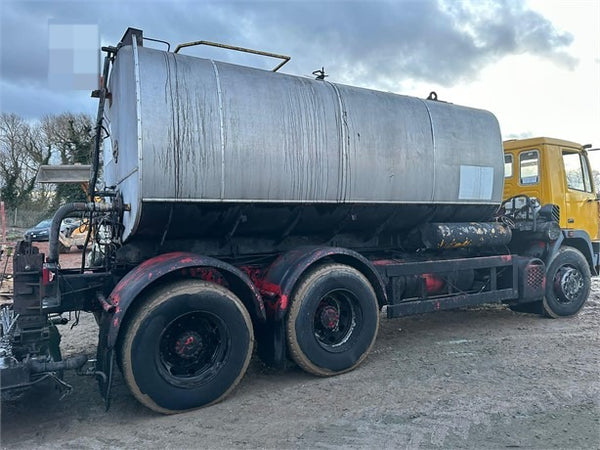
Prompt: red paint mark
<box><xmin>113</xmin><ymin>317</ymin><xmax>119</xmax><ymax>327</ymax></box>
<box><xmin>258</xmin><ymin>280</ymin><xmax>283</xmax><ymax>297</ymax></box>
<box><xmin>500</xmin><ymin>255</ymin><xmax>512</xmax><ymax>262</ymax></box>
<box><xmin>279</xmin><ymin>294</ymin><xmax>288</xmax><ymax>310</ymax></box>
<box><xmin>423</xmin><ymin>274</ymin><xmax>445</xmax><ymax>293</ymax></box>
<box><xmin>115</xmin><ymin>306</ymin><xmax>121</xmax><ymax>314</ymax></box>
<box><xmin>240</xmin><ymin>265</ymin><xmax>285</xmax><ymax>315</ymax></box>
<box><xmin>372</xmin><ymin>259</ymin><xmax>401</xmax><ymax>266</ymax></box>
<box><xmin>185</xmin><ymin>267</ymin><xmax>226</xmax><ymax>285</ymax></box>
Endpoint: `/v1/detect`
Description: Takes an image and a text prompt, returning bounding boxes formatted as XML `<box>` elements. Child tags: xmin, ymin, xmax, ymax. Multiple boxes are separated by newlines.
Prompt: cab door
<box><xmin>561</xmin><ymin>149</ymin><xmax>598</xmax><ymax>240</ymax></box>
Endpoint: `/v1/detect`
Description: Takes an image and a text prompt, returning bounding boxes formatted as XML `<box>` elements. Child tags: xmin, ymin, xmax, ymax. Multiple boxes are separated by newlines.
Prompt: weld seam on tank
<box><xmin>419</xmin><ymin>98</ymin><xmax>437</xmax><ymax>202</ymax></box>
<box><xmin>210</xmin><ymin>60</ymin><xmax>226</xmax><ymax>199</ymax></box>
<box><xmin>139</xmin><ymin>198</ymin><xmax>502</xmax><ymax>205</ymax></box>
<box><xmin>327</xmin><ymin>81</ymin><xmax>349</xmax><ymax>202</ymax></box>
<box><xmin>132</xmin><ymin>34</ymin><xmax>144</xmax><ymax>184</ymax></box>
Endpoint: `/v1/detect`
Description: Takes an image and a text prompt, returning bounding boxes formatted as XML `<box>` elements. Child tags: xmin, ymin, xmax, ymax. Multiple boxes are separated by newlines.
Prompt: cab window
<box><xmin>504</xmin><ymin>154</ymin><xmax>513</xmax><ymax>178</ymax></box>
<box><xmin>563</xmin><ymin>151</ymin><xmax>592</xmax><ymax>192</ymax></box>
<box><xmin>520</xmin><ymin>150</ymin><xmax>539</xmax><ymax>185</ymax></box>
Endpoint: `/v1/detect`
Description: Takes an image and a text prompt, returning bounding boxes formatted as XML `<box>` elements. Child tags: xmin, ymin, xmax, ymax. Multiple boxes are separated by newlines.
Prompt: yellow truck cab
<box><xmin>503</xmin><ymin>137</ymin><xmax>599</xmax><ymax>316</ymax></box>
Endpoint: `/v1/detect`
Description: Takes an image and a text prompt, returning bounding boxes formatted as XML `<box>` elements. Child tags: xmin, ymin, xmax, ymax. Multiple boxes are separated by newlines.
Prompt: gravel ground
<box><xmin>0</xmin><ymin>248</ymin><xmax>599</xmax><ymax>449</ymax></box>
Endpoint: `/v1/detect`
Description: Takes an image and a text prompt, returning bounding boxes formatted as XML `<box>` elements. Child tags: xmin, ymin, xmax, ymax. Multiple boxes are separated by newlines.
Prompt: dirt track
<box><xmin>1</xmin><ymin>275</ymin><xmax>599</xmax><ymax>448</ymax></box>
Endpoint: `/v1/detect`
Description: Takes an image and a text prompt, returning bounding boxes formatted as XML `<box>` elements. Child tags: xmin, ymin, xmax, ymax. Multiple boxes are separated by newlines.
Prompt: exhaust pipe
<box><xmin>27</xmin><ymin>353</ymin><xmax>88</xmax><ymax>373</ymax></box>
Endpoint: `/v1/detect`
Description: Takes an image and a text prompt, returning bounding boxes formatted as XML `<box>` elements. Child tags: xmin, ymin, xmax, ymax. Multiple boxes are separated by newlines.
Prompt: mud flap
<box><xmin>96</xmin><ymin>311</ymin><xmax>115</xmax><ymax>411</ymax></box>
<box><xmin>256</xmin><ymin>320</ymin><xmax>287</xmax><ymax>369</ymax></box>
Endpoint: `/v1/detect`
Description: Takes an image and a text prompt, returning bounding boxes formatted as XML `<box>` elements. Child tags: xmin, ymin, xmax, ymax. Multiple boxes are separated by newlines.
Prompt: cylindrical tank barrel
<box><xmin>105</xmin><ymin>42</ymin><xmax>504</xmax><ymax>244</ymax></box>
<box><xmin>420</xmin><ymin>222</ymin><xmax>512</xmax><ymax>249</ymax></box>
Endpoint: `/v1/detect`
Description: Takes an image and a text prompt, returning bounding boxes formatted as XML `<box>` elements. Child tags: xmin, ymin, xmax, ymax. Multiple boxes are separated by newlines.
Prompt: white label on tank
<box><xmin>458</xmin><ymin>165</ymin><xmax>494</xmax><ymax>200</ymax></box>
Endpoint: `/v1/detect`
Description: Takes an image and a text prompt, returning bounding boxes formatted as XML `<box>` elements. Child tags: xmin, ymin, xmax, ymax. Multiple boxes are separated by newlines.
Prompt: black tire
<box><xmin>119</xmin><ymin>280</ymin><xmax>253</xmax><ymax>414</ymax></box>
<box><xmin>286</xmin><ymin>263</ymin><xmax>379</xmax><ymax>376</ymax></box>
<box><xmin>542</xmin><ymin>246</ymin><xmax>590</xmax><ymax>318</ymax></box>
<box><xmin>509</xmin><ymin>302</ymin><xmax>543</xmax><ymax>314</ymax></box>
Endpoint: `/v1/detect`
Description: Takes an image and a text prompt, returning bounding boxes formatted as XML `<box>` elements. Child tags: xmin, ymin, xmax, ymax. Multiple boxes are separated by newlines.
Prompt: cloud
<box><xmin>0</xmin><ymin>0</ymin><xmax>577</xmax><ymax>118</ymax></box>
<box><xmin>0</xmin><ymin>79</ymin><xmax>94</xmax><ymax>120</ymax></box>
<box><xmin>230</xmin><ymin>0</ymin><xmax>577</xmax><ymax>89</ymax></box>
<box><xmin>504</xmin><ymin>130</ymin><xmax>534</xmax><ymax>140</ymax></box>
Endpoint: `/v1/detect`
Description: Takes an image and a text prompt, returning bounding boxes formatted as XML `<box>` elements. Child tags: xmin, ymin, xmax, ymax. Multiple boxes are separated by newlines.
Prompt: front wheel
<box><xmin>286</xmin><ymin>263</ymin><xmax>379</xmax><ymax>376</ymax></box>
<box><xmin>542</xmin><ymin>246</ymin><xmax>591</xmax><ymax>318</ymax></box>
<box><xmin>119</xmin><ymin>280</ymin><xmax>254</xmax><ymax>414</ymax></box>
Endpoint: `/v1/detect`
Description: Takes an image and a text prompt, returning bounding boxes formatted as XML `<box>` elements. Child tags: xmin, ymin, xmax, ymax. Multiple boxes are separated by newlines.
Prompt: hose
<box><xmin>47</xmin><ymin>202</ymin><xmax>117</xmax><ymax>264</ymax></box>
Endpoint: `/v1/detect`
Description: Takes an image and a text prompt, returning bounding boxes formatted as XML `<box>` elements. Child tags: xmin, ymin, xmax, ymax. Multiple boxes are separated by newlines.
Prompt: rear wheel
<box><xmin>119</xmin><ymin>280</ymin><xmax>253</xmax><ymax>414</ymax></box>
<box><xmin>542</xmin><ymin>246</ymin><xmax>590</xmax><ymax>318</ymax></box>
<box><xmin>509</xmin><ymin>302</ymin><xmax>542</xmax><ymax>314</ymax></box>
<box><xmin>286</xmin><ymin>264</ymin><xmax>379</xmax><ymax>376</ymax></box>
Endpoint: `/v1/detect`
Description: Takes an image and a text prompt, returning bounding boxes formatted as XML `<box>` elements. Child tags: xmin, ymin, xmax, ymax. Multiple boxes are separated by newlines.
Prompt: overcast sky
<box><xmin>1</xmin><ymin>0</ymin><xmax>598</xmax><ymax>164</ymax></box>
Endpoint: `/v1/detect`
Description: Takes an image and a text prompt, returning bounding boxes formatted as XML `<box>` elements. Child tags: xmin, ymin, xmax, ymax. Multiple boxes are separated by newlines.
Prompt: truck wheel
<box><xmin>119</xmin><ymin>280</ymin><xmax>253</xmax><ymax>414</ymax></box>
<box><xmin>542</xmin><ymin>246</ymin><xmax>590</xmax><ymax>318</ymax></box>
<box><xmin>286</xmin><ymin>263</ymin><xmax>379</xmax><ymax>376</ymax></box>
<box><xmin>509</xmin><ymin>302</ymin><xmax>542</xmax><ymax>314</ymax></box>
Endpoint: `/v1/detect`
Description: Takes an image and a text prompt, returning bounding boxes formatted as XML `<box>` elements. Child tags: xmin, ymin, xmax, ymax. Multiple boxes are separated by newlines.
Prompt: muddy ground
<box><xmin>0</xmin><ymin>247</ymin><xmax>598</xmax><ymax>448</ymax></box>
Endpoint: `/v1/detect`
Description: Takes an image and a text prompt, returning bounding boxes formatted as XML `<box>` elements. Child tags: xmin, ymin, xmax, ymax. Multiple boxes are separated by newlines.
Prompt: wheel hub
<box><xmin>319</xmin><ymin>305</ymin><xmax>340</xmax><ymax>331</ymax></box>
<box><xmin>174</xmin><ymin>331</ymin><xmax>203</xmax><ymax>359</ymax></box>
<box><xmin>555</xmin><ymin>266</ymin><xmax>584</xmax><ymax>303</ymax></box>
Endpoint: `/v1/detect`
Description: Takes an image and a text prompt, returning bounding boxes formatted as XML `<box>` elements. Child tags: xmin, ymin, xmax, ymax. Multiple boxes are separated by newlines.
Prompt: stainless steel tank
<box><xmin>104</xmin><ymin>39</ymin><xmax>503</xmax><ymax>246</ymax></box>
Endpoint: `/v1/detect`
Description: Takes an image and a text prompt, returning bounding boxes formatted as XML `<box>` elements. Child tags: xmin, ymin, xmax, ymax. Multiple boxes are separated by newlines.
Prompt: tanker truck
<box><xmin>1</xmin><ymin>28</ymin><xmax>597</xmax><ymax>414</ymax></box>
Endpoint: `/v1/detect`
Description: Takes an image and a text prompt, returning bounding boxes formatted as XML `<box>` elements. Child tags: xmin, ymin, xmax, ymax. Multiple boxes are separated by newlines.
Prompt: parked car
<box><xmin>24</xmin><ymin>219</ymin><xmax>52</xmax><ymax>241</ymax></box>
<box><xmin>24</xmin><ymin>218</ymin><xmax>83</xmax><ymax>242</ymax></box>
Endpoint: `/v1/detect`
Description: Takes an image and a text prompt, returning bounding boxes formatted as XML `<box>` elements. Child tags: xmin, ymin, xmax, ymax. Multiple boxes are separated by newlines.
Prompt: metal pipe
<box><xmin>90</xmin><ymin>52</ymin><xmax>113</xmax><ymax>201</ymax></box>
<box><xmin>174</xmin><ymin>40</ymin><xmax>290</xmax><ymax>72</ymax></box>
<box><xmin>47</xmin><ymin>202</ymin><xmax>117</xmax><ymax>264</ymax></box>
<box><xmin>27</xmin><ymin>354</ymin><xmax>88</xmax><ymax>373</ymax></box>
<box><xmin>96</xmin><ymin>293</ymin><xmax>115</xmax><ymax>313</ymax></box>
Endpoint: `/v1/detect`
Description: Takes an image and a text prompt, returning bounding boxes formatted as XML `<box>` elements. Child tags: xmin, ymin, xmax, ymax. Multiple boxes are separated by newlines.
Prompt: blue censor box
<box><xmin>48</xmin><ymin>22</ymin><xmax>99</xmax><ymax>90</ymax></box>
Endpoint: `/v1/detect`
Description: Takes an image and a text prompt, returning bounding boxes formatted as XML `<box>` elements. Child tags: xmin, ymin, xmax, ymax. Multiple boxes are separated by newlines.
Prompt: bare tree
<box><xmin>0</xmin><ymin>113</ymin><xmax>51</xmax><ymax>210</ymax></box>
<box><xmin>0</xmin><ymin>112</ymin><xmax>94</xmax><ymax>217</ymax></box>
<box><xmin>41</xmin><ymin>113</ymin><xmax>94</xmax><ymax>207</ymax></box>
<box><xmin>41</xmin><ymin>113</ymin><xmax>93</xmax><ymax>165</ymax></box>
